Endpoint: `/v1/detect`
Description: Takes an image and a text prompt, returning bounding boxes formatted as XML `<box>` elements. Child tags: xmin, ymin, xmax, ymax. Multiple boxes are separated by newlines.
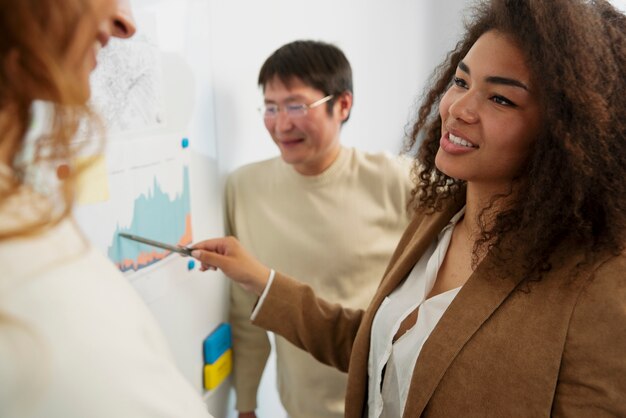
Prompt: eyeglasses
<box><xmin>259</xmin><ymin>94</ymin><xmax>334</xmax><ymax>119</ymax></box>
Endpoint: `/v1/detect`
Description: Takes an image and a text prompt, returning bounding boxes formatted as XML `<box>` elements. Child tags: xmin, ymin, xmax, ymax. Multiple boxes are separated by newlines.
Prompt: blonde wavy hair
<box><xmin>0</xmin><ymin>0</ymin><xmax>104</xmax><ymax>240</ymax></box>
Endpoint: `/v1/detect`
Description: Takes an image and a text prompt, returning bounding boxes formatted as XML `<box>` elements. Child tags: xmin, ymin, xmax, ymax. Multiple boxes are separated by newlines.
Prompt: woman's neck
<box><xmin>463</xmin><ymin>181</ymin><xmax>516</xmax><ymax>239</ymax></box>
<box><xmin>0</xmin><ymin>105</ymin><xmax>20</xmax><ymax>167</ymax></box>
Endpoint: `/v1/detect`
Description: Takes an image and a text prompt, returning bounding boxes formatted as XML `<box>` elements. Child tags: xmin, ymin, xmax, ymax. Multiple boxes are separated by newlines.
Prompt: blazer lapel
<box><xmin>402</xmin><ymin>250</ymin><xmax>526</xmax><ymax>417</ymax></box>
<box><xmin>345</xmin><ymin>199</ymin><xmax>464</xmax><ymax>417</ymax></box>
<box><xmin>378</xmin><ymin>202</ymin><xmax>464</xmax><ymax>298</ymax></box>
<box><xmin>345</xmin><ymin>201</ymin><xmax>464</xmax><ymax>418</ymax></box>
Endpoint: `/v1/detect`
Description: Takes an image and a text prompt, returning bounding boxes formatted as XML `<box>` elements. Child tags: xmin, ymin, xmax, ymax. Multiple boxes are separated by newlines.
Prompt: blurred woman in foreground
<box><xmin>0</xmin><ymin>1</ymin><xmax>213</xmax><ymax>417</ymax></box>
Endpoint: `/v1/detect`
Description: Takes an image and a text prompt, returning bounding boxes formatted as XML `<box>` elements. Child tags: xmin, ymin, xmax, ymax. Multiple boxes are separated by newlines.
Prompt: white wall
<box><xmin>204</xmin><ymin>1</ymin><xmax>466</xmax><ymax>416</ymax></box>
<box><xmin>613</xmin><ymin>0</ymin><xmax>626</xmax><ymax>10</ymax></box>
<box><xmin>208</xmin><ymin>0</ymin><xmax>424</xmax><ymax>178</ymax></box>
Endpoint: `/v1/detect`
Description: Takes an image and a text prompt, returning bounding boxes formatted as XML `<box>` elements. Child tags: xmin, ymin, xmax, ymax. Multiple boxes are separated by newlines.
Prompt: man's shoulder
<box><xmin>349</xmin><ymin>147</ymin><xmax>412</xmax><ymax>174</ymax></box>
<box><xmin>227</xmin><ymin>156</ymin><xmax>282</xmax><ymax>184</ymax></box>
<box><xmin>347</xmin><ymin>148</ymin><xmax>413</xmax><ymax>192</ymax></box>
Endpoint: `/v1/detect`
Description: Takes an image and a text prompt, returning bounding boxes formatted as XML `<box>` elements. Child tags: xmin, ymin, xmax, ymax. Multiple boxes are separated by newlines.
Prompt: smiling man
<box><xmin>225</xmin><ymin>40</ymin><xmax>413</xmax><ymax>418</ymax></box>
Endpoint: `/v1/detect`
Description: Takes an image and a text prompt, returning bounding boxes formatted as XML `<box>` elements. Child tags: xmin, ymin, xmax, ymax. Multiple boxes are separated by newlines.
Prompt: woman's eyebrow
<box><xmin>458</xmin><ymin>60</ymin><xmax>529</xmax><ymax>91</ymax></box>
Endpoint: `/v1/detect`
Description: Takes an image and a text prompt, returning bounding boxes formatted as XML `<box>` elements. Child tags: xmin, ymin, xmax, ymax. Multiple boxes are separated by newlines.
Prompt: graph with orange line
<box><xmin>108</xmin><ymin>165</ymin><xmax>192</xmax><ymax>272</ymax></box>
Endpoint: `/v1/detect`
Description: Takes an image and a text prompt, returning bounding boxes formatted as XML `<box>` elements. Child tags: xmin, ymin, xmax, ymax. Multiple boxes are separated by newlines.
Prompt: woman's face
<box><xmin>62</xmin><ymin>0</ymin><xmax>136</xmax><ymax>103</ymax></box>
<box><xmin>437</xmin><ymin>30</ymin><xmax>543</xmax><ymax>193</ymax></box>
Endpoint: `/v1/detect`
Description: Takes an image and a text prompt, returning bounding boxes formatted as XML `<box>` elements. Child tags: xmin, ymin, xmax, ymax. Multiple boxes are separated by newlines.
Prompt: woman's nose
<box><xmin>111</xmin><ymin>0</ymin><xmax>137</xmax><ymax>39</ymax></box>
<box><xmin>448</xmin><ymin>92</ymin><xmax>479</xmax><ymax>124</ymax></box>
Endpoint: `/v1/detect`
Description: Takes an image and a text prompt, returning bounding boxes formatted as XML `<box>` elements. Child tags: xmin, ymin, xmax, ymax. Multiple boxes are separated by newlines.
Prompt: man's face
<box><xmin>262</xmin><ymin>76</ymin><xmax>350</xmax><ymax>176</ymax></box>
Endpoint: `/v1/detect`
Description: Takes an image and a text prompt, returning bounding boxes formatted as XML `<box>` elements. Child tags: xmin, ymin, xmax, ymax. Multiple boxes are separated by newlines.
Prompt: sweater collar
<box><xmin>281</xmin><ymin>146</ymin><xmax>351</xmax><ymax>187</ymax></box>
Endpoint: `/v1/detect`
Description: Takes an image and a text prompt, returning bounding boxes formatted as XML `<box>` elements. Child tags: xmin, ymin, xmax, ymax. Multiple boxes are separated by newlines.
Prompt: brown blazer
<box><xmin>253</xmin><ymin>200</ymin><xmax>626</xmax><ymax>417</ymax></box>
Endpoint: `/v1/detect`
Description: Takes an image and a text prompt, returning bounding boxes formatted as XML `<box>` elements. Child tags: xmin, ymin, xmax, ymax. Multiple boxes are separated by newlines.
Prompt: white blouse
<box><xmin>368</xmin><ymin>208</ymin><xmax>465</xmax><ymax>418</ymax></box>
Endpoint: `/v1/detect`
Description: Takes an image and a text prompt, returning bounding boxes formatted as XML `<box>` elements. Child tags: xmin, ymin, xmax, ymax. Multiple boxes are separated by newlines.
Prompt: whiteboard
<box><xmin>74</xmin><ymin>0</ymin><xmax>230</xmax><ymax>416</ymax></box>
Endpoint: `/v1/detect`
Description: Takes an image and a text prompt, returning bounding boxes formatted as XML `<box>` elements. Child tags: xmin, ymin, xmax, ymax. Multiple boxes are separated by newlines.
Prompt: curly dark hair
<box><xmin>404</xmin><ymin>0</ymin><xmax>626</xmax><ymax>276</ymax></box>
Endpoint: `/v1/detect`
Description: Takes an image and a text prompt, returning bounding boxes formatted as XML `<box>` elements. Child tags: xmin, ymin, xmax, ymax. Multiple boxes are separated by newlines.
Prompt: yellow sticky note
<box><xmin>75</xmin><ymin>155</ymin><xmax>110</xmax><ymax>205</ymax></box>
<box><xmin>203</xmin><ymin>349</ymin><xmax>232</xmax><ymax>390</ymax></box>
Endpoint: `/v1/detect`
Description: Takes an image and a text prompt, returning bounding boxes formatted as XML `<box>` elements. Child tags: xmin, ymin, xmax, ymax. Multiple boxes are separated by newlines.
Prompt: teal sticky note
<box><xmin>203</xmin><ymin>323</ymin><xmax>232</xmax><ymax>364</ymax></box>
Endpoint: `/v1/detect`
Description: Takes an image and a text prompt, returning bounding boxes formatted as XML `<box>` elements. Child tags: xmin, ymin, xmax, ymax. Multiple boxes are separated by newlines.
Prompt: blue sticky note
<box><xmin>203</xmin><ymin>323</ymin><xmax>232</xmax><ymax>364</ymax></box>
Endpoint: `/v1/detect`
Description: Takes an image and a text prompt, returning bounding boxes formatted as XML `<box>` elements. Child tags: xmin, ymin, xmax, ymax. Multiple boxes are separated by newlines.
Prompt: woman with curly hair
<box><xmin>192</xmin><ymin>0</ymin><xmax>626</xmax><ymax>416</ymax></box>
<box><xmin>0</xmin><ymin>1</ymin><xmax>213</xmax><ymax>417</ymax></box>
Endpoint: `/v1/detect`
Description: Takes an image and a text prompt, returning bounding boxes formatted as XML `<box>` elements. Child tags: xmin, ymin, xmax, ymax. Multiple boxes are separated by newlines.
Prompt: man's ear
<box><xmin>336</xmin><ymin>91</ymin><xmax>353</xmax><ymax>122</ymax></box>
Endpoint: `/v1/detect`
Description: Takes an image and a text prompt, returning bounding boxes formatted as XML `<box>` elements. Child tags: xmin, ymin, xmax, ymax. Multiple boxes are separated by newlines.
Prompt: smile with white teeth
<box><xmin>449</xmin><ymin>133</ymin><xmax>477</xmax><ymax>148</ymax></box>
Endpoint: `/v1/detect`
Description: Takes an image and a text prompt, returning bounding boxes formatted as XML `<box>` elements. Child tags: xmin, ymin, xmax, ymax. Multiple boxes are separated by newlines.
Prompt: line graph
<box><xmin>108</xmin><ymin>165</ymin><xmax>192</xmax><ymax>272</ymax></box>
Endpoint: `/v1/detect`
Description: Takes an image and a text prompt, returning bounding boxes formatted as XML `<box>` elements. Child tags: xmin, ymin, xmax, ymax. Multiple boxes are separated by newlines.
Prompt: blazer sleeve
<box><xmin>552</xmin><ymin>253</ymin><xmax>626</xmax><ymax>417</ymax></box>
<box><xmin>252</xmin><ymin>273</ymin><xmax>365</xmax><ymax>373</ymax></box>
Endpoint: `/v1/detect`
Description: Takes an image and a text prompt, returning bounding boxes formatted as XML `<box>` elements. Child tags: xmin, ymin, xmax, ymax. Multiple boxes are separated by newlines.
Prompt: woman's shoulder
<box><xmin>582</xmin><ymin>248</ymin><xmax>626</xmax><ymax>291</ymax></box>
<box><xmin>0</xmin><ymin>222</ymin><xmax>210</xmax><ymax>417</ymax></box>
<box><xmin>1</xmin><ymin>220</ymin><xmax>170</xmax><ymax>356</ymax></box>
<box><xmin>552</xmin><ymin>248</ymin><xmax>626</xmax><ymax>415</ymax></box>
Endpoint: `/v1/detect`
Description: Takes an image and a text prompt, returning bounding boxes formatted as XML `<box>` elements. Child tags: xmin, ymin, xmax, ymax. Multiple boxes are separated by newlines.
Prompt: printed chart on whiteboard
<box><xmin>108</xmin><ymin>164</ymin><xmax>192</xmax><ymax>273</ymax></box>
<box><xmin>73</xmin><ymin>4</ymin><xmax>204</xmax><ymax>303</ymax></box>
<box><xmin>71</xmin><ymin>3</ymin><xmax>228</xmax><ymax>411</ymax></box>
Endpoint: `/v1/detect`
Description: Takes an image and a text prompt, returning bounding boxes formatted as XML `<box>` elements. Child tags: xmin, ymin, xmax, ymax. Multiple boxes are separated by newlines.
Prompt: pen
<box><xmin>119</xmin><ymin>232</ymin><xmax>193</xmax><ymax>257</ymax></box>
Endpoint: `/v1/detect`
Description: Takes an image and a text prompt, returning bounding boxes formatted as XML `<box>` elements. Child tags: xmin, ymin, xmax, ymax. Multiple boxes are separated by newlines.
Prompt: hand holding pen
<box><xmin>190</xmin><ymin>237</ymin><xmax>271</xmax><ymax>296</ymax></box>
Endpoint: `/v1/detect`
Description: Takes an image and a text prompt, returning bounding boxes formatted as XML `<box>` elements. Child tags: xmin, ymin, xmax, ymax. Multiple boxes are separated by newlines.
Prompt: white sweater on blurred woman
<box><xmin>0</xmin><ymin>180</ymin><xmax>212</xmax><ymax>418</ymax></box>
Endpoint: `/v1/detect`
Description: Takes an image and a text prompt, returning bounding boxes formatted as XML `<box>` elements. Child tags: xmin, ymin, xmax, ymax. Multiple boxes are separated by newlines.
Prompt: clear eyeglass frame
<box><xmin>259</xmin><ymin>94</ymin><xmax>334</xmax><ymax>119</ymax></box>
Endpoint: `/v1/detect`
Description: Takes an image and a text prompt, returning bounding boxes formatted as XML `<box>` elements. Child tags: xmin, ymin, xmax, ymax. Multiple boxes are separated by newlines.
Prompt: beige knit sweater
<box><xmin>226</xmin><ymin>147</ymin><xmax>413</xmax><ymax>418</ymax></box>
